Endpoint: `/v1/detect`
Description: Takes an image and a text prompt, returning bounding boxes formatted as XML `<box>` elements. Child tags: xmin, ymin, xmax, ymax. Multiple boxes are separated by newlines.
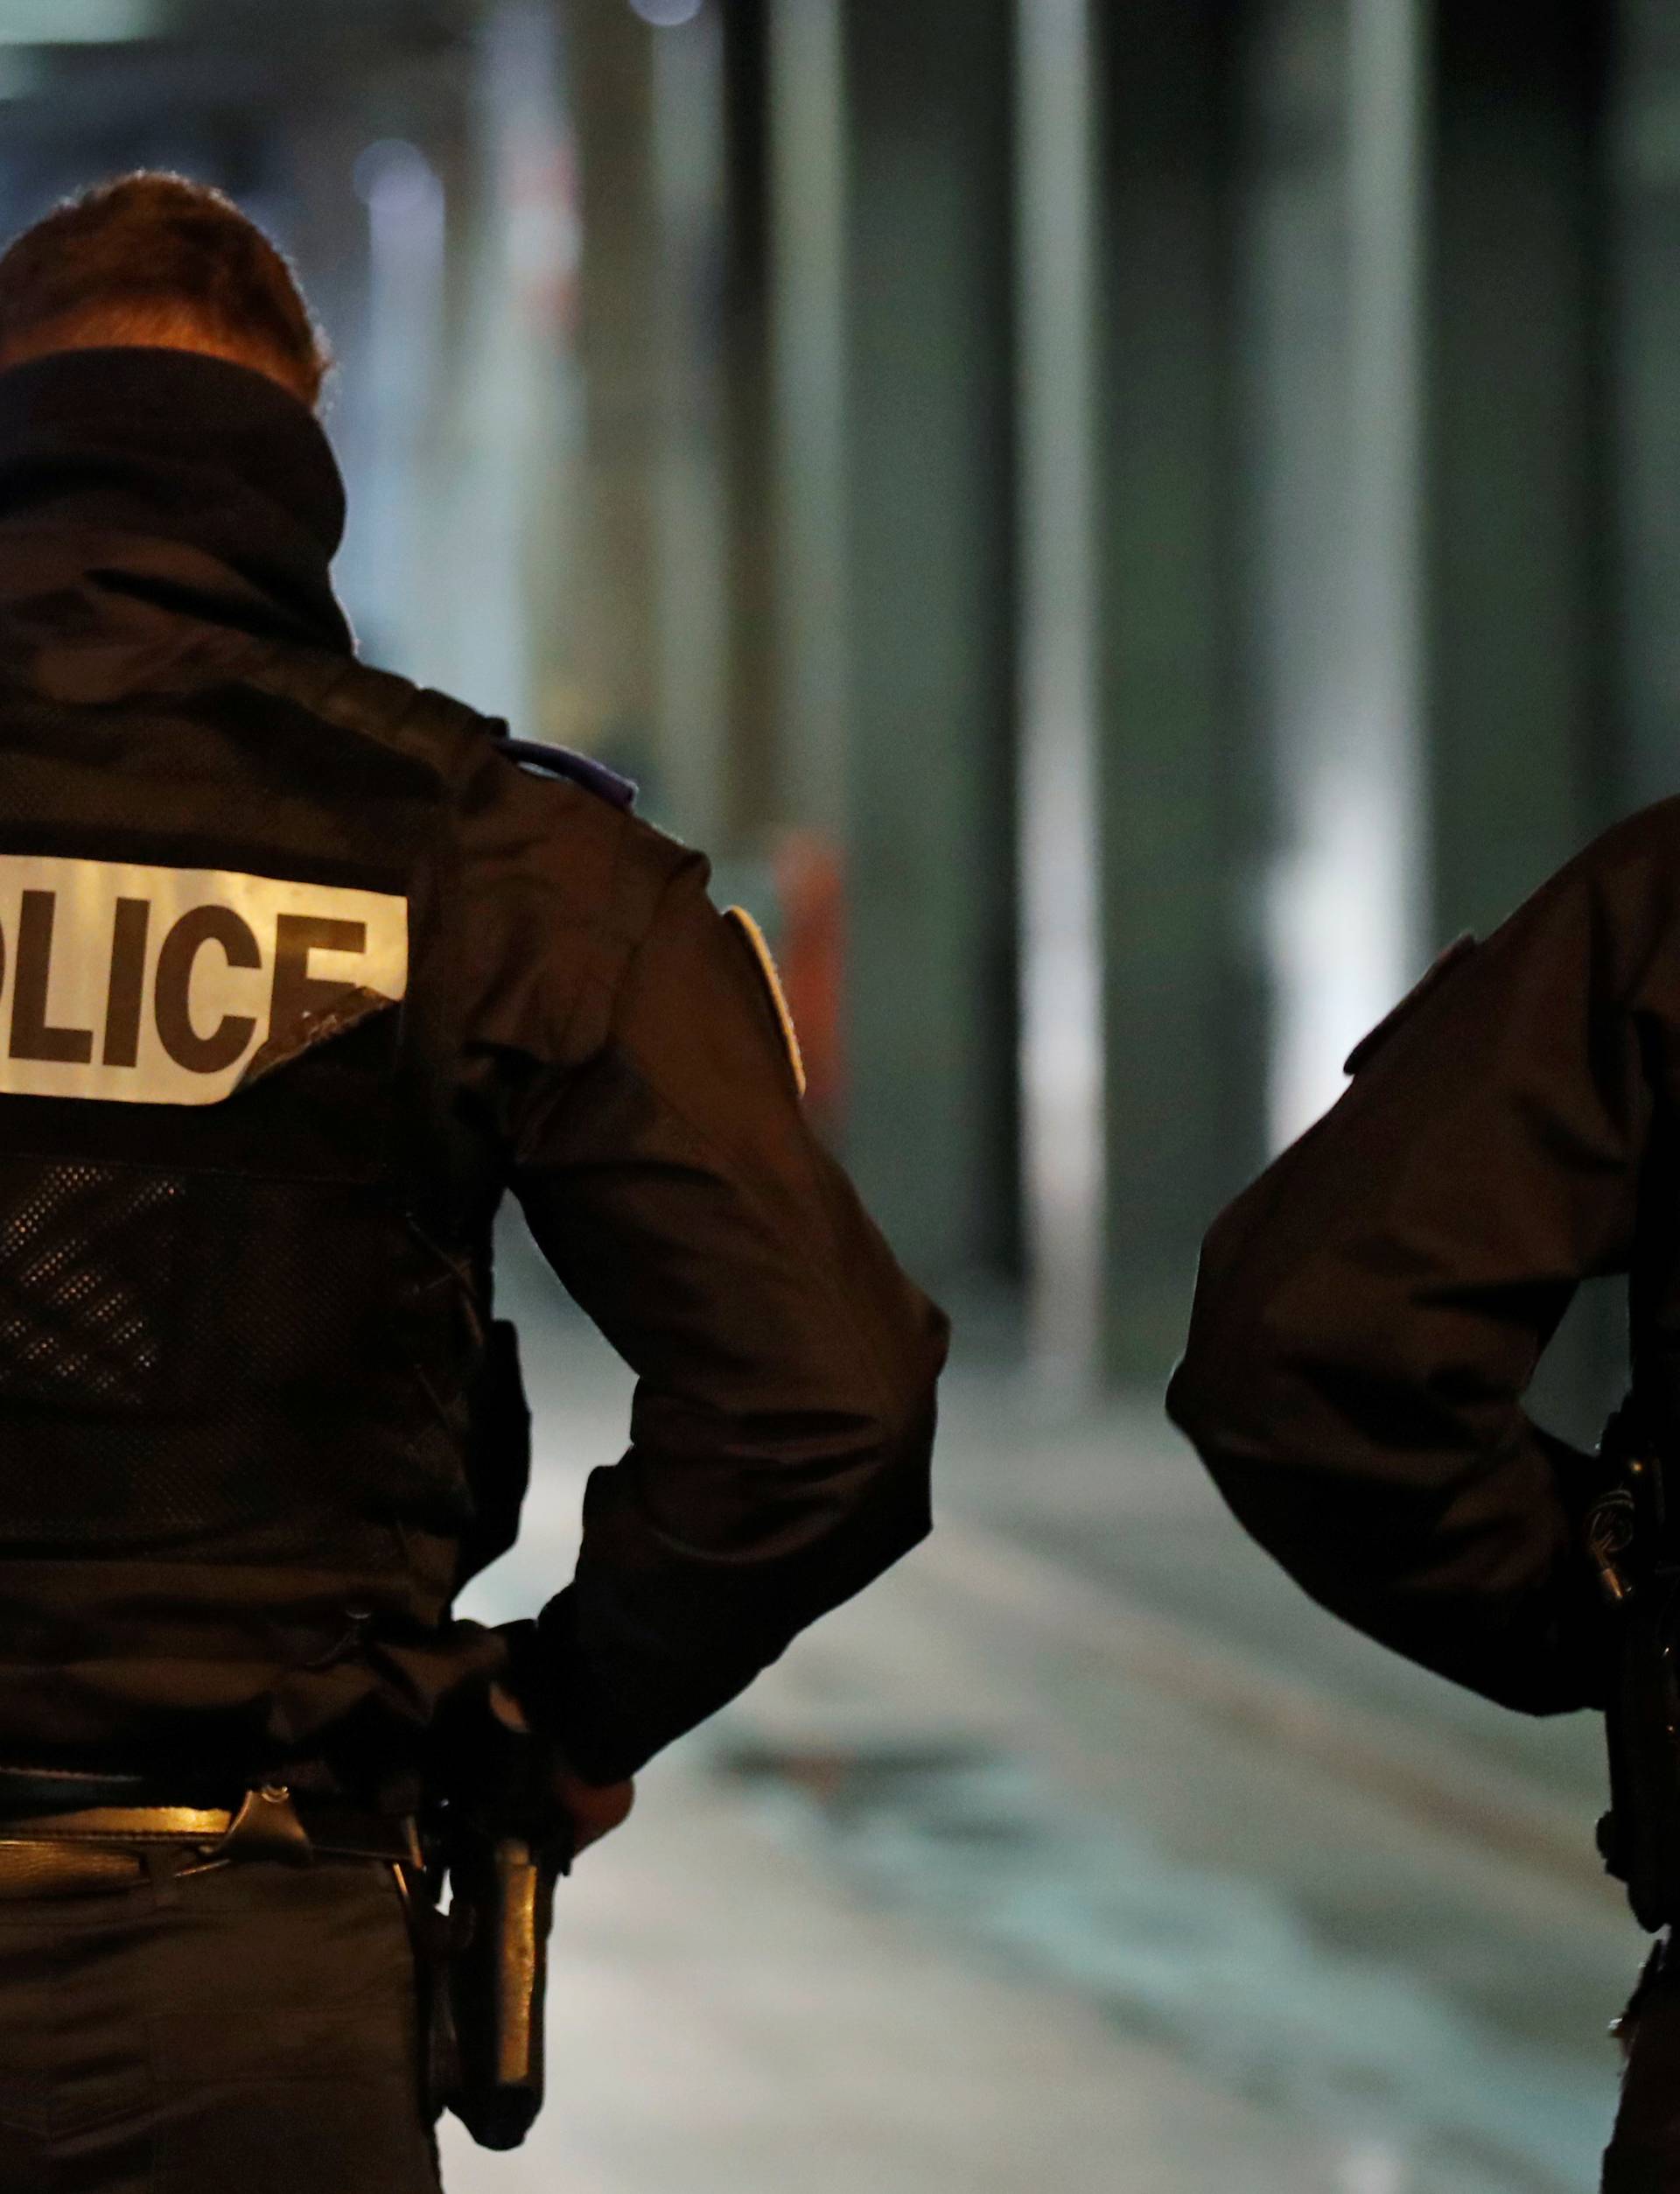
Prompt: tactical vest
<box><xmin>0</xmin><ymin>642</ymin><xmax>528</xmax><ymax>1777</ymax></box>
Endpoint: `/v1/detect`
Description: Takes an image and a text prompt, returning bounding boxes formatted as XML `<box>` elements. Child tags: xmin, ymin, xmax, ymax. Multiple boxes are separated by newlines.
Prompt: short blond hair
<box><xmin>0</xmin><ymin>172</ymin><xmax>332</xmax><ymax>408</ymax></box>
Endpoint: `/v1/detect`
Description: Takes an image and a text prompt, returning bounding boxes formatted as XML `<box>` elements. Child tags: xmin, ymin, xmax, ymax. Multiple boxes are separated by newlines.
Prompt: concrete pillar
<box><xmin>1617</xmin><ymin>0</ymin><xmax>1680</xmax><ymax>812</ymax></box>
<box><xmin>1236</xmin><ymin>0</ymin><xmax>1614</xmax><ymax>1426</ymax></box>
<box><xmin>1424</xmin><ymin>0</ymin><xmax>1615</xmax><ymax>1438</ymax></box>
<box><xmin>766</xmin><ymin>0</ymin><xmax>1019</xmax><ymax>1292</ymax></box>
<box><xmin>382</xmin><ymin>0</ymin><xmax>580</xmax><ymax>735</ymax></box>
<box><xmin>1424</xmin><ymin>0</ymin><xmax>1614</xmax><ymax>936</ymax></box>
<box><xmin>1094</xmin><ymin>0</ymin><xmax>1263</xmax><ymax>1384</ymax></box>
<box><xmin>344</xmin><ymin>140</ymin><xmax>448</xmax><ymax>672</ymax></box>
<box><xmin>566</xmin><ymin>1</ymin><xmax>770</xmax><ymax>842</ymax></box>
<box><xmin>550</xmin><ymin>2</ymin><xmax>662</xmax><ymax>777</ymax></box>
<box><xmin>717</xmin><ymin>0</ymin><xmax>779</xmax><ymax>845</ymax></box>
<box><xmin>766</xmin><ymin>0</ymin><xmax>847</xmax><ymax>841</ymax></box>
<box><xmin>842</xmin><ymin>0</ymin><xmax>1018</xmax><ymax>1288</ymax></box>
<box><xmin>1241</xmin><ymin>0</ymin><xmax>1431</xmax><ymax>1153</ymax></box>
<box><xmin>1015</xmin><ymin>0</ymin><xmax>1105</xmax><ymax>1392</ymax></box>
<box><xmin>647</xmin><ymin>7</ymin><xmax>732</xmax><ymax>845</ymax></box>
<box><xmin>1244</xmin><ymin>0</ymin><xmax>1610</xmax><ymax>1076</ymax></box>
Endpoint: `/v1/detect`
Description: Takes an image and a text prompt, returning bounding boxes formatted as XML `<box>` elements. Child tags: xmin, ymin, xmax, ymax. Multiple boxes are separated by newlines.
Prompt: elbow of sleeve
<box><xmin>1166</xmin><ymin>1327</ymin><xmax>1256</xmax><ymax>1468</ymax></box>
<box><xmin>847</xmin><ymin>1371</ymin><xmax>939</xmax><ymax>1562</ymax></box>
<box><xmin>793</xmin><ymin>1342</ymin><xmax>942</xmax><ymax>1605</ymax></box>
<box><xmin>1167</xmin><ymin>1209</ymin><xmax>1309</xmax><ymax>1475</ymax></box>
<box><xmin>858</xmin><ymin>1300</ymin><xmax>947</xmax><ymax>1533</ymax></box>
<box><xmin>1166</xmin><ymin>1331</ymin><xmax>1332</xmax><ymax>1588</ymax></box>
<box><xmin>1164</xmin><ymin>1353</ymin><xmax>1208</xmax><ymax>1447</ymax></box>
<box><xmin>883</xmin><ymin>1385</ymin><xmax>938</xmax><ymax>1539</ymax></box>
<box><xmin>1166</xmin><ymin>1251</ymin><xmax>1307</xmax><ymax>1485</ymax></box>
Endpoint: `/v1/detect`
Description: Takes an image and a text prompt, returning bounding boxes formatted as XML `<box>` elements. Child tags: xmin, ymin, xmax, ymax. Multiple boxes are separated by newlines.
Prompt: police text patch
<box><xmin>0</xmin><ymin>855</ymin><xmax>409</xmax><ymax>1107</ymax></box>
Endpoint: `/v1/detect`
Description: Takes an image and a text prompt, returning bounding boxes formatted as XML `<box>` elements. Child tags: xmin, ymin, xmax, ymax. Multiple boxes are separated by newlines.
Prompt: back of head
<box><xmin>0</xmin><ymin>172</ymin><xmax>331</xmax><ymax>410</ymax></box>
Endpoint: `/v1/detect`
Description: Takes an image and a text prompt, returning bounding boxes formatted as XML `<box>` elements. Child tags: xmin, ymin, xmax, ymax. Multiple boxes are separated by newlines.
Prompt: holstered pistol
<box><xmin>442</xmin><ymin>1683</ymin><xmax>570</xmax><ymax>2150</ymax></box>
<box><xmin>1590</xmin><ymin>1398</ymin><xmax>1680</xmax><ymax>1933</ymax></box>
<box><xmin>446</xmin><ymin>1826</ymin><xmax>560</xmax><ymax>2149</ymax></box>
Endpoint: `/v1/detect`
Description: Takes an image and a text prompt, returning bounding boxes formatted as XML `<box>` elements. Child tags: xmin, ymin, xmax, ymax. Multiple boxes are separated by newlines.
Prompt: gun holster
<box><xmin>1590</xmin><ymin>1398</ymin><xmax>1680</xmax><ymax>1932</ymax></box>
<box><xmin>438</xmin><ymin>1683</ymin><xmax>572</xmax><ymax>2150</ymax></box>
<box><xmin>445</xmin><ymin>1828</ymin><xmax>563</xmax><ymax>2148</ymax></box>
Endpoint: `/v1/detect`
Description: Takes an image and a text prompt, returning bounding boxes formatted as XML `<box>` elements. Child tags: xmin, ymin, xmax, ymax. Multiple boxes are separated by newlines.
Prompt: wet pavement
<box><xmin>443</xmin><ymin>1227</ymin><xmax>1642</xmax><ymax>2193</ymax></box>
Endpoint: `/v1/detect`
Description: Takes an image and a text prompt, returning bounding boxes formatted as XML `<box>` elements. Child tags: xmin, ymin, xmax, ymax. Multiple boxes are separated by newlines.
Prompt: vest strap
<box><xmin>235</xmin><ymin>648</ymin><xmax>496</xmax><ymax>1242</ymax></box>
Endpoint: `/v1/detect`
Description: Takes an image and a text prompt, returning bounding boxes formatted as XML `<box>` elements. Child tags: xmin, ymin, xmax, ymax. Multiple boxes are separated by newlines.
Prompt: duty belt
<box><xmin>0</xmin><ymin>1769</ymin><xmax>420</xmax><ymax>1896</ymax></box>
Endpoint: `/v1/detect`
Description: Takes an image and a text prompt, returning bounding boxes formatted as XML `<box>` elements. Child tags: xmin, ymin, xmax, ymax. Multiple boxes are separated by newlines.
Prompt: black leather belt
<box><xmin>0</xmin><ymin>1774</ymin><xmax>420</xmax><ymax>1896</ymax></box>
<box><xmin>0</xmin><ymin>1766</ymin><xmax>235</xmax><ymax>1814</ymax></box>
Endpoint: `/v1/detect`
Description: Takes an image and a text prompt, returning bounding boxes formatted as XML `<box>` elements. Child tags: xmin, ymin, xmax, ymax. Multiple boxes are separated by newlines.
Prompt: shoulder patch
<box><xmin>501</xmin><ymin>738</ymin><xmax>638</xmax><ymax>812</ymax></box>
<box><xmin>1344</xmin><ymin>931</ymin><xmax>1479</xmax><ymax>1076</ymax></box>
<box><xmin>724</xmin><ymin>906</ymin><xmax>807</xmax><ymax>1099</ymax></box>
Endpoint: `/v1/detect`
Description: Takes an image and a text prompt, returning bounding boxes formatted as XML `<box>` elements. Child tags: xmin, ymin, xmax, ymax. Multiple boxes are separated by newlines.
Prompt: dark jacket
<box><xmin>1164</xmin><ymin>808</ymin><xmax>1680</xmax><ymax>1718</ymax></box>
<box><xmin>0</xmin><ymin>346</ymin><xmax>948</xmax><ymax>1795</ymax></box>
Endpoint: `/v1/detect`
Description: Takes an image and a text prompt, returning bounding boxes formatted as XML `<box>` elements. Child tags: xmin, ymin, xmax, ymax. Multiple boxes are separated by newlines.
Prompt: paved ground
<box><xmin>441</xmin><ymin>1229</ymin><xmax>1643</xmax><ymax>2194</ymax></box>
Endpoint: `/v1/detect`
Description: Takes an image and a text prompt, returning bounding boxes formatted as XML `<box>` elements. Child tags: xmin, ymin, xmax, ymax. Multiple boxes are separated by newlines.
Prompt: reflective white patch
<box><xmin>0</xmin><ymin>855</ymin><xmax>408</xmax><ymax>1107</ymax></box>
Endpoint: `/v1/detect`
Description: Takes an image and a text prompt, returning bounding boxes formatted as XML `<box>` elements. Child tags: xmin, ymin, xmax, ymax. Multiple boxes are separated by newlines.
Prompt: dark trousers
<box><xmin>0</xmin><ymin>1856</ymin><xmax>439</xmax><ymax>2192</ymax></box>
<box><xmin>1605</xmin><ymin>1941</ymin><xmax>1680</xmax><ymax>2190</ymax></box>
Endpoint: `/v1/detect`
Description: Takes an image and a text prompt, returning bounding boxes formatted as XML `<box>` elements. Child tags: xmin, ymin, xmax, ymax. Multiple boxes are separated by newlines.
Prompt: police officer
<box><xmin>0</xmin><ymin>172</ymin><xmax>947</xmax><ymax>2191</ymax></box>
<box><xmin>1164</xmin><ymin>819</ymin><xmax>1680</xmax><ymax>2185</ymax></box>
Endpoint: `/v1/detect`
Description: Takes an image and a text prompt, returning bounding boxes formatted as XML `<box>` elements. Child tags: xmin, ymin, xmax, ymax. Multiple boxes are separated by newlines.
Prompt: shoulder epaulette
<box><xmin>242</xmin><ymin>650</ymin><xmax>639</xmax><ymax>811</ymax></box>
<box><xmin>500</xmin><ymin>736</ymin><xmax>638</xmax><ymax>813</ymax></box>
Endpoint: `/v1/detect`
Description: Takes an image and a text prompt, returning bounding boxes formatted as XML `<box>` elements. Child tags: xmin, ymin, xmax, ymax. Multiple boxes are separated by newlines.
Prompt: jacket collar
<box><xmin>0</xmin><ymin>346</ymin><xmax>354</xmax><ymax>676</ymax></box>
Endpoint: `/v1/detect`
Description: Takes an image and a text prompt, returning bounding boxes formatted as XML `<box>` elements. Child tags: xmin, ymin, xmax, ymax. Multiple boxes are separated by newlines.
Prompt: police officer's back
<box><xmin>1166</xmin><ymin>812</ymin><xmax>1680</xmax><ymax>2187</ymax></box>
<box><xmin>0</xmin><ymin>174</ymin><xmax>947</xmax><ymax>2190</ymax></box>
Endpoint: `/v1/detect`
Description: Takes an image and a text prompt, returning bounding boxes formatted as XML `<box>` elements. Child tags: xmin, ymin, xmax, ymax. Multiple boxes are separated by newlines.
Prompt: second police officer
<box><xmin>1171</xmin><ymin>793</ymin><xmax>1680</xmax><ymax>2183</ymax></box>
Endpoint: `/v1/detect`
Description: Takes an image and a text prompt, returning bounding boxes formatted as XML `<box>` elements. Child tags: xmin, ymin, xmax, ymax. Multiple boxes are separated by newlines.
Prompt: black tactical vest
<box><xmin>0</xmin><ymin>642</ymin><xmax>512</xmax><ymax>1781</ymax></box>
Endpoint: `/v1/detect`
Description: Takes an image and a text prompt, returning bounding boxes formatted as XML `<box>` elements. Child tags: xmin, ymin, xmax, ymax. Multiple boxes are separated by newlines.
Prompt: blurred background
<box><xmin>0</xmin><ymin>0</ymin><xmax>1669</xmax><ymax>2188</ymax></box>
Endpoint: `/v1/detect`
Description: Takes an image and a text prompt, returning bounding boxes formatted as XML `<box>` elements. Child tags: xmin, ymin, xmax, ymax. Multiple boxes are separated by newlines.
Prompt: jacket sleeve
<box><xmin>1166</xmin><ymin>822</ymin><xmax>1676</xmax><ymax>1715</ymax></box>
<box><xmin>501</xmin><ymin>849</ymin><xmax>948</xmax><ymax>1784</ymax></box>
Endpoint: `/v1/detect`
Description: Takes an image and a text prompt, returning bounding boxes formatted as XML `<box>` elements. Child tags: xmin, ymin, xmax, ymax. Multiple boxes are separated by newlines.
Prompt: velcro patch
<box><xmin>0</xmin><ymin>854</ymin><xmax>408</xmax><ymax>1107</ymax></box>
<box><xmin>724</xmin><ymin>906</ymin><xmax>806</xmax><ymax>1099</ymax></box>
